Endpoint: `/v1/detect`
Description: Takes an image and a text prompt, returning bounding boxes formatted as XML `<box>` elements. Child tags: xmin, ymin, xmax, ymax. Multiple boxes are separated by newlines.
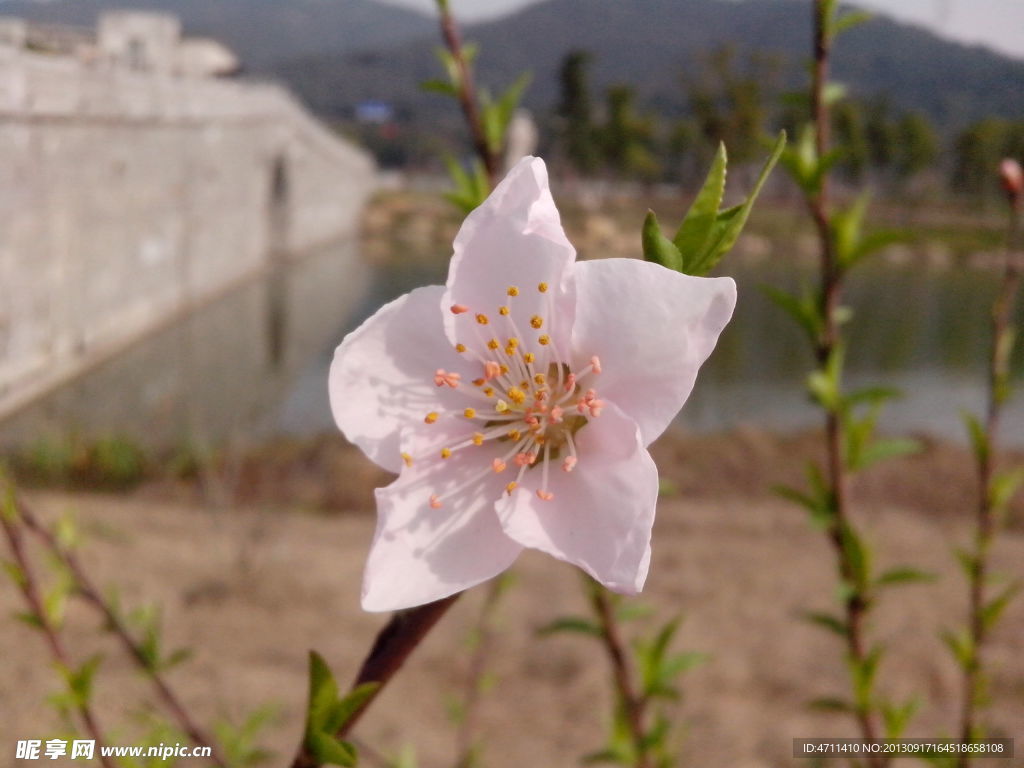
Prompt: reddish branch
<box><xmin>1</xmin><ymin>507</ymin><xmax>117</xmax><ymax>768</ymax></box>
<box><xmin>808</xmin><ymin>0</ymin><xmax>883</xmax><ymax>756</ymax></box>
<box><xmin>591</xmin><ymin>587</ymin><xmax>651</xmax><ymax>768</ymax></box>
<box><xmin>958</xmin><ymin>180</ymin><xmax>1021</xmax><ymax>767</ymax></box>
<box><xmin>437</xmin><ymin>1</ymin><xmax>500</xmax><ymax>187</ymax></box>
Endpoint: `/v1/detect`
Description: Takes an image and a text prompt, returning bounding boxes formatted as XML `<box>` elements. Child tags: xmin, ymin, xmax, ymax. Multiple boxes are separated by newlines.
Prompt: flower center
<box><xmin>410</xmin><ymin>283</ymin><xmax>605</xmax><ymax>508</ymax></box>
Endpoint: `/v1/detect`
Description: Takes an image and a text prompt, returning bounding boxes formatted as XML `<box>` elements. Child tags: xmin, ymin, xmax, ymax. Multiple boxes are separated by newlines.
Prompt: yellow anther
<box><xmin>500</xmin><ymin>364</ymin><xmax>509</xmax><ymax>374</ymax></box>
<box><xmin>499</xmin><ymin>306</ymin><xmax>510</xmax><ymax>316</ymax></box>
<box><xmin>507</xmin><ymin>429</ymin><xmax>521</xmax><ymax>441</ymax></box>
<box><xmin>455</xmin><ymin>343</ymin><xmax>466</xmax><ymax>353</ymax></box>
<box><xmin>476</xmin><ymin>313</ymin><xmax>489</xmax><ymax>325</ymax></box>
<box><xmin>473</xmin><ymin>432</ymin><xmax>485</xmax><ymax>446</ymax></box>
<box><xmin>505</xmin><ymin>345</ymin><xmax>516</xmax><ymax>357</ymax></box>
<box><xmin>507</xmin><ymin>286</ymin><xmax>520</xmax><ymax>297</ymax></box>
<box><xmin>496</xmin><ymin>399</ymin><xmax>510</xmax><ymax>413</ymax></box>
<box><xmin>535</xmin><ymin>435</ymin><xmax>547</xmax><ymax>445</ymax></box>
<box><xmin>464</xmin><ymin>407</ymin><xmax>477</xmax><ymax>419</ymax></box>
<box><xmin>505</xmin><ymin>481</ymin><xmax>518</xmax><ymax>495</ymax></box>
<box><xmin>538</xmin><ymin>334</ymin><xmax>551</xmax><ymax>346</ymax></box>
<box><xmin>424</xmin><ymin>412</ymin><xmax>439</xmax><ymax>424</ymax></box>
<box><xmin>520</xmin><ymin>380</ymin><xmax>529</xmax><ymax>389</ymax></box>
<box><xmin>530</xmin><ymin>315</ymin><xmax>544</xmax><ymax>329</ymax></box>
<box><xmin>401</xmin><ymin>452</ymin><xmax>414</xmax><ymax>467</ymax></box>
<box><xmin>440</xmin><ymin>447</ymin><xmax>452</xmax><ymax>459</ymax></box>
<box><xmin>473</xmin><ymin>377</ymin><xmax>485</xmax><ymax>387</ymax></box>
<box><xmin>507</xmin><ymin>337</ymin><xmax>519</xmax><ymax>348</ymax></box>
<box><xmin>483</xmin><ymin>386</ymin><xmax>495</xmax><ymax>397</ymax></box>
<box><xmin>523</xmin><ymin>352</ymin><xmax>535</xmax><ymax>364</ymax></box>
<box><xmin>534</xmin><ymin>373</ymin><xmax>546</xmax><ymax>385</ymax></box>
<box><xmin>538</xmin><ymin>282</ymin><xmax>548</xmax><ymax>293</ymax></box>
<box><xmin>487</xmin><ymin>338</ymin><xmax>500</xmax><ymax>350</ymax></box>
<box><xmin>507</xmin><ymin>387</ymin><xmax>527</xmax><ymax>405</ymax></box>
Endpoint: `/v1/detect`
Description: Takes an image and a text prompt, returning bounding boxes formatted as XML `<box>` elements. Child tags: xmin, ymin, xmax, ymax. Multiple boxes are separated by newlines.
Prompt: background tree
<box><xmin>600</xmin><ymin>84</ymin><xmax>659</xmax><ymax>181</ymax></box>
<box><xmin>833</xmin><ymin>100</ymin><xmax>869</xmax><ymax>183</ymax></box>
<box><xmin>893</xmin><ymin>112</ymin><xmax>938</xmax><ymax>184</ymax></box>
<box><xmin>557</xmin><ymin>49</ymin><xmax>600</xmax><ymax>175</ymax></box>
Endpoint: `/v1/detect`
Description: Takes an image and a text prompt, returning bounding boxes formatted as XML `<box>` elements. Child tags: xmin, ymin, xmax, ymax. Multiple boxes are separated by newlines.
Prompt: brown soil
<box><xmin>2</xmin><ymin>430</ymin><xmax>1022</xmax><ymax>768</ymax></box>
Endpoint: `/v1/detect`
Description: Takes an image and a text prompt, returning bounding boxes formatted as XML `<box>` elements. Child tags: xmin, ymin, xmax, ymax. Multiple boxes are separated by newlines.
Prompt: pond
<box><xmin>0</xmin><ymin>230</ymin><xmax>1021</xmax><ymax>455</ymax></box>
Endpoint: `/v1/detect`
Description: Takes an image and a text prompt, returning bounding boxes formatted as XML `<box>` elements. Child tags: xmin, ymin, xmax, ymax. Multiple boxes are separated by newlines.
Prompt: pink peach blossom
<box><xmin>329</xmin><ymin>156</ymin><xmax>736</xmax><ymax>611</ymax></box>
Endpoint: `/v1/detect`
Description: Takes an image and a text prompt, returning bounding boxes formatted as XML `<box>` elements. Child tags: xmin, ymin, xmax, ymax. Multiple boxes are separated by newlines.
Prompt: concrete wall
<box><xmin>0</xmin><ymin>47</ymin><xmax>375</xmax><ymax>420</ymax></box>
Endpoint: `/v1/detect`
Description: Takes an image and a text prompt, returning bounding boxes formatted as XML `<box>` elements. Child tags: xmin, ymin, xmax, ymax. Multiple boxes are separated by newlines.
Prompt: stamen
<box><xmin>430</xmin><ymin>494</ymin><xmax>443</xmax><ymax>509</ymax></box>
<box><xmin>473</xmin><ymin>378</ymin><xmax>486</xmax><ymax>387</ymax></box>
<box><xmin>505</xmin><ymin>481</ymin><xmax>518</xmax><ymax>495</ymax></box>
<box><xmin>507</xmin><ymin>286</ymin><xmax>519</xmax><ymax>297</ymax></box>
<box><xmin>523</xmin><ymin>352</ymin><xmax>535</xmax><ymax>364</ymax></box>
<box><xmin>450</xmin><ymin>304</ymin><xmax>469</xmax><ymax>315</ymax></box>
<box><xmin>538</xmin><ymin>334</ymin><xmax>550</xmax><ymax>346</ymax></box>
<box><xmin>537</xmin><ymin>490</ymin><xmax>555</xmax><ymax>501</ymax></box>
<box><xmin>507</xmin><ymin>387</ymin><xmax>526</xmax><ymax>404</ymax></box>
<box><xmin>538</xmin><ymin>282</ymin><xmax>549</xmax><ymax>293</ymax></box>
<box><xmin>464</xmin><ymin>408</ymin><xmax>477</xmax><ymax>419</ymax></box>
<box><xmin>473</xmin><ymin>432</ymin><xmax>485</xmax><ymax>445</ymax></box>
<box><xmin>424</xmin><ymin>412</ymin><xmax>439</xmax><ymax>424</ymax></box>
<box><xmin>564</xmin><ymin>373</ymin><xmax>576</xmax><ymax>393</ymax></box>
<box><xmin>507</xmin><ymin>429</ymin><xmax>521</xmax><ymax>441</ymax></box>
<box><xmin>499</xmin><ymin>306</ymin><xmax>510</xmax><ymax>316</ymax></box>
<box><xmin>484</xmin><ymin>361</ymin><xmax>502</xmax><ymax>381</ymax></box>
<box><xmin>440</xmin><ymin>448</ymin><xmax>452</xmax><ymax>460</ymax></box>
<box><xmin>549</xmin><ymin>406</ymin><xmax>564</xmax><ymax>424</ymax></box>
<box><xmin>476</xmin><ymin>313</ymin><xmax>489</xmax><ymax>325</ymax></box>
<box><xmin>455</xmin><ymin>343</ymin><xmax>466</xmax><ymax>353</ymax></box>
<box><xmin>530</xmin><ymin>315</ymin><xmax>544</xmax><ymax>329</ymax></box>
<box><xmin>434</xmin><ymin>369</ymin><xmax>461</xmax><ymax>388</ymax></box>
<box><xmin>487</xmin><ymin>338</ymin><xmax>500</xmax><ymax>350</ymax></box>
<box><xmin>496</xmin><ymin>400</ymin><xmax>510</xmax><ymax>413</ymax></box>
<box><xmin>492</xmin><ymin>458</ymin><xmax>507</xmax><ymax>473</ymax></box>
<box><xmin>562</xmin><ymin>456</ymin><xmax>577</xmax><ymax>472</ymax></box>
<box><xmin>590</xmin><ymin>355</ymin><xmax>602</xmax><ymax>374</ymax></box>
<box><xmin>401</xmin><ymin>452</ymin><xmax>414</xmax><ymax>467</ymax></box>
<box><xmin>483</xmin><ymin>387</ymin><xmax>495</xmax><ymax>397</ymax></box>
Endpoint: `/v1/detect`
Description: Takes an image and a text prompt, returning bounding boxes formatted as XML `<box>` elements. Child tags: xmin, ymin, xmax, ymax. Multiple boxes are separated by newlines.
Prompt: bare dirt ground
<box><xmin>2</xmin><ymin>431</ymin><xmax>1022</xmax><ymax>767</ymax></box>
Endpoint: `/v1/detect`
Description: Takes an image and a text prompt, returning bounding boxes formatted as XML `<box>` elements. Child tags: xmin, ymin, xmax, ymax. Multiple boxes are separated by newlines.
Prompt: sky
<box><xmin>378</xmin><ymin>0</ymin><xmax>1024</xmax><ymax>60</ymax></box>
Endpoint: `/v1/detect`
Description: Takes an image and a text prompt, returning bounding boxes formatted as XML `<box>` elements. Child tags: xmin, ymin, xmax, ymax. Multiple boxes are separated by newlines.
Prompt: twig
<box><xmin>13</xmin><ymin>496</ymin><xmax>227</xmax><ymax>768</ymax></box>
<box><xmin>455</xmin><ymin>576</ymin><xmax>508</xmax><ymax>766</ymax></box>
<box><xmin>436</xmin><ymin>1</ymin><xmax>500</xmax><ymax>187</ymax></box>
<box><xmin>808</xmin><ymin>0</ymin><xmax>884</xmax><ymax>758</ymax></box>
<box><xmin>958</xmin><ymin>178</ymin><xmax>1021</xmax><ymax>768</ymax></box>
<box><xmin>1</xmin><ymin>506</ymin><xmax>117</xmax><ymax>768</ymax></box>
<box><xmin>590</xmin><ymin>585</ymin><xmax>650</xmax><ymax>768</ymax></box>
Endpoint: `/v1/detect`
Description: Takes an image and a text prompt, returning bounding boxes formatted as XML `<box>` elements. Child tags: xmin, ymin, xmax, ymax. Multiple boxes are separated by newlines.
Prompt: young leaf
<box><xmin>761</xmin><ymin>284</ymin><xmax>822</xmax><ymax>345</ymax></box>
<box><xmin>876</xmin><ymin>567</ymin><xmax>935</xmax><ymax>588</ymax></box>
<box><xmin>980</xmin><ymin>582</ymin><xmax>1021</xmax><ymax>633</ymax></box>
<box><xmin>325</xmin><ymin>683</ymin><xmax>380</xmax><ymax>736</ymax></box>
<box><xmin>673</xmin><ymin>142</ymin><xmax>727</xmax><ymax>258</ymax></box>
<box><xmin>801</xmin><ymin>611</ymin><xmax>847</xmax><ymax>637</ymax></box>
<box><xmin>856</xmin><ymin>438</ymin><xmax>921</xmax><ymax>471</ymax></box>
<box><xmin>880</xmin><ymin>697</ymin><xmax>919</xmax><ymax>739</ymax></box>
<box><xmin>641</xmin><ymin>211</ymin><xmax>683</xmax><ymax>271</ymax></box>
<box><xmin>962</xmin><ymin>412</ymin><xmax>989</xmax><ymax>466</ymax></box>
<box><xmin>537</xmin><ymin>616</ymin><xmax>602</xmax><ymax>638</ymax></box>
<box><xmin>990</xmin><ymin>467</ymin><xmax>1024</xmax><ymax>514</ymax></box>
<box><xmin>687</xmin><ymin>131</ymin><xmax>786</xmax><ymax>275</ymax></box>
<box><xmin>808</xmin><ymin>697</ymin><xmax>854</xmax><ymax>713</ymax></box>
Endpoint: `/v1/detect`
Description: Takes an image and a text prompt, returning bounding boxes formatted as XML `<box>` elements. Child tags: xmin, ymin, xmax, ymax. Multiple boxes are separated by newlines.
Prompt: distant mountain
<box><xmin>278</xmin><ymin>0</ymin><xmax>1024</xmax><ymax>132</ymax></box>
<box><xmin>0</xmin><ymin>0</ymin><xmax>435</xmax><ymax>70</ymax></box>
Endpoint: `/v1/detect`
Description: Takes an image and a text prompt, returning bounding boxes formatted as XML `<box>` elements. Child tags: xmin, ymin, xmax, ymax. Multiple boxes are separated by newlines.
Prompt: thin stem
<box><xmin>590</xmin><ymin>585</ymin><xmax>650</xmax><ymax>768</ymax></box>
<box><xmin>455</xmin><ymin>576</ymin><xmax>508</xmax><ymax>767</ymax></box>
<box><xmin>437</xmin><ymin>1</ymin><xmax>500</xmax><ymax>187</ymax></box>
<box><xmin>13</xmin><ymin>496</ymin><xmax>227</xmax><ymax>768</ymax></box>
<box><xmin>958</xmin><ymin>196</ymin><xmax>1021</xmax><ymax>768</ymax></box>
<box><xmin>1</xmin><ymin>508</ymin><xmax>117</xmax><ymax>768</ymax></box>
<box><xmin>808</xmin><ymin>0</ymin><xmax>883</xmax><ymax>758</ymax></box>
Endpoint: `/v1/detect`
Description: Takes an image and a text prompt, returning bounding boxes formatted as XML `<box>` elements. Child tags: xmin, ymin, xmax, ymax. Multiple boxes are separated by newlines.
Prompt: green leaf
<box><xmin>761</xmin><ymin>284</ymin><xmax>822</xmax><ymax>345</ymax></box>
<box><xmin>876</xmin><ymin>567</ymin><xmax>935</xmax><ymax>588</ymax></box>
<box><xmin>687</xmin><ymin>131</ymin><xmax>786</xmax><ymax>275</ymax></box>
<box><xmin>808</xmin><ymin>697</ymin><xmax>854</xmax><ymax>713</ymax></box>
<box><xmin>839</xmin><ymin>523</ymin><xmax>871</xmax><ymax>593</ymax></box>
<box><xmin>856</xmin><ymin>438</ymin><xmax>921</xmax><ymax>470</ymax></box>
<box><xmin>802</xmin><ymin>611</ymin><xmax>846</xmax><ymax>637</ymax></box>
<box><xmin>940</xmin><ymin>629</ymin><xmax>974</xmax><ymax>669</ymax></box>
<box><xmin>307</xmin><ymin>731</ymin><xmax>358</xmax><ymax>767</ymax></box>
<box><xmin>306</xmin><ymin>651</ymin><xmax>340</xmax><ymax>735</ymax></box>
<box><xmin>537</xmin><ymin>616</ymin><xmax>602</xmax><ymax>638</ymax></box>
<box><xmin>325</xmin><ymin>683</ymin><xmax>380</xmax><ymax>735</ymax></box>
<box><xmin>673</xmin><ymin>142</ymin><xmax>727</xmax><ymax>259</ymax></box>
<box><xmin>442</xmin><ymin>155</ymin><xmax>489</xmax><ymax>214</ymax></box>
<box><xmin>981</xmin><ymin>582</ymin><xmax>1020</xmax><ymax>633</ymax></box>
<box><xmin>480</xmin><ymin>72</ymin><xmax>532</xmax><ymax>155</ymax></box>
<box><xmin>881</xmin><ymin>697</ymin><xmax>920</xmax><ymax>739</ymax></box>
<box><xmin>835</xmin><ymin>9</ymin><xmax>872</xmax><ymax>36</ymax></box>
<box><xmin>962</xmin><ymin>412</ymin><xmax>989</xmax><ymax>466</ymax></box>
<box><xmin>641</xmin><ymin>211</ymin><xmax>683</xmax><ymax>271</ymax></box>
<box><xmin>67</xmin><ymin>654</ymin><xmax>103</xmax><ymax>706</ymax></box>
<box><xmin>990</xmin><ymin>467</ymin><xmax>1024</xmax><ymax>514</ymax></box>
<box><xmin>420</xmin><ymin>78</ymin><xmax>457</xmax><ymax>97</ymax></box>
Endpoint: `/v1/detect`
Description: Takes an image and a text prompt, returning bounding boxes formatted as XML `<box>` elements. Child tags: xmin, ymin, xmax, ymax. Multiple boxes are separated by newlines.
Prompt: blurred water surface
<box><xmin>0</xmin><ymin>235</ymin><xmax>1021</xmax><ymax>454</ymax></box>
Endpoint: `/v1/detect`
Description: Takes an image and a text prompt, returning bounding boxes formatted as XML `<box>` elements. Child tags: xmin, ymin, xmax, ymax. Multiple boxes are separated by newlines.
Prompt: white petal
<box><xmin>362</xmin><ymin>422</ymin><xmax>522</xmax><ymax>611</ymax></box>
<box><xmin>329</xmin><ymin>285</ymin><xmax>475</xmax><ymax>472</ymax></box>
<box><xmin>570</xmin><ymin>259</ymin><xmax>736</xmax><ymax>445</ymax></box>
<box><xmin>442</xmin><ymin>157</ymin><xmax>576</xmax><ymax>356</ymax></box>
<box><xmin>495</xmin><ymin>402</ymin><xmax>657</xmax><ymax>594</ymax></box>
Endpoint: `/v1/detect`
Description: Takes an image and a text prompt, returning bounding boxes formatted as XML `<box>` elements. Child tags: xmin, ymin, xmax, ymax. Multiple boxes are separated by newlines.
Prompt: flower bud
<box><xmin>999</xmin><ymin>158</ymin><xmax>1023</xmax><ymax>201</ymax></box>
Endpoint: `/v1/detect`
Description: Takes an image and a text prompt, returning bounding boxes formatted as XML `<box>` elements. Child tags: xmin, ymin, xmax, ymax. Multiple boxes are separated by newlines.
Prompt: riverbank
<box><xmin>2</xmin><ymin>428</ymin><xmax>1021</xmax><ymax>767</ymax></box>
